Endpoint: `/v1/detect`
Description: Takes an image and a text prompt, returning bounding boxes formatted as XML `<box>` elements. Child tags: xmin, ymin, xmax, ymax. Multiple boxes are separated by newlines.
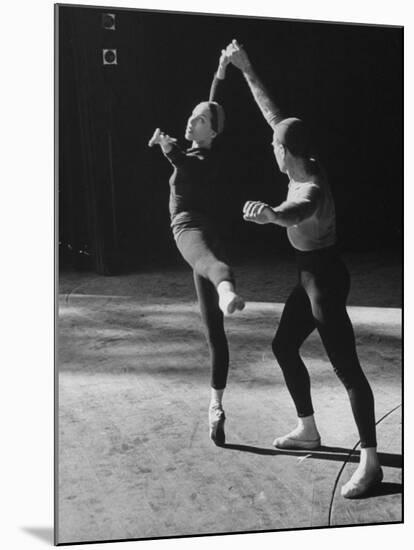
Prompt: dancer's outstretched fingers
<box><xmin>148</xmin><ymin>127</ymin><xmax>161</xmax><ymax>147</ymax></box>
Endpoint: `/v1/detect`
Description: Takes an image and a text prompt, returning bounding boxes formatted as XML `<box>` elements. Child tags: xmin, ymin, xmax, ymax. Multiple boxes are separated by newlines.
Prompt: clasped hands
<box><xmin>218</xmin><ymin>39</ymin><xmax>252</xmax><ymax>76</ymax></box>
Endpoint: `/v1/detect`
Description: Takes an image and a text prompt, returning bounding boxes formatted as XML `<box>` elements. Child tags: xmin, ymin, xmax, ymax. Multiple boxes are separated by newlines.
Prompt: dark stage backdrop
<box><xmin>58</xmin><ymin>5</ymin><xmax>403</xmax><ymax>274</ymax></box>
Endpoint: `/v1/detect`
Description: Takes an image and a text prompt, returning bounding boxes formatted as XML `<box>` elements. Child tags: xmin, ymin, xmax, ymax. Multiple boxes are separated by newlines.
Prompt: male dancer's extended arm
<box><xmin>226</xmin><ymin>39</ymin><xmax>283</xmax><ymax>129</ymax></box>
<box><xmin>243</xmin><ymin>184</ymin><xmax>321</xmax><ymax>227</ymax></box>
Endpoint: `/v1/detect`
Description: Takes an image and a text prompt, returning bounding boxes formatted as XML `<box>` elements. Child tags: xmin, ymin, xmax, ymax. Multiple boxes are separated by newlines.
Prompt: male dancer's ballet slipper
<box><xmin>340</xmin><ymin>467</ymin><xmax>383</xmax><ymax>499</ymax></box>
<box><xmin>219</xmin><ymin>293</ymin><xmax>245</xmax><ymax>315</ymax></box>
<box><xmin>273</xmin><ymin>434</ymin><xmax>321</xmax><ymax>450</ymax></box>
<box><xmin>209</xmin><ymin>405</ymin><xmax>226</xmax><ymax>446</ymax></box>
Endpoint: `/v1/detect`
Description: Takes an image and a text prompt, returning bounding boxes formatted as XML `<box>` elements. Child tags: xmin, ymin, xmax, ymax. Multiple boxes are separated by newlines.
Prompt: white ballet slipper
<box><xmin>218</xmin><ymin>292</ymin><xmax>245</xmax><ymax>315</ymax></box>
<box><xmin>273</xmin><ymin>433</ymin><xmax>321</xmax><ymax>450</ymax></box>
<box><xmin>341</xmin><ymin>467</ymin><xmax>383</xmax><ymax>499</ymax></box>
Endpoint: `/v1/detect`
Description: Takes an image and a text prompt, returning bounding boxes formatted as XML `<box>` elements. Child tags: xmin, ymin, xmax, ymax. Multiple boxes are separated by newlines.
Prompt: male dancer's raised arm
<box><xmin>225</xmin><ymin>39</ymin><xmax>283</xmax><ymax>128</ymax></box>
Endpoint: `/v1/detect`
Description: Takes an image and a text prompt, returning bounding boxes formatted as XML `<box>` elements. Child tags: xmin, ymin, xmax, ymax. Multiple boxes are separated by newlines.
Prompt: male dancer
<box><xmin>226</xmin><ymin>39</ymin><xmax>382</xmax><ymax>498</ymax></box>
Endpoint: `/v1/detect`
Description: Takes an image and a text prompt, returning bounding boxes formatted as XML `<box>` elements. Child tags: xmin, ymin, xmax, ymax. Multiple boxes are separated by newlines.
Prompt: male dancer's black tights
<box><xmin>272</xmin><ymin>247</ymin><xmax>377</xmax><ymax>448</ymax></box>
<box><xmin>176</xmin><ymin>227</ymin><xmax>232</xmax><ymax>390</ymax></box>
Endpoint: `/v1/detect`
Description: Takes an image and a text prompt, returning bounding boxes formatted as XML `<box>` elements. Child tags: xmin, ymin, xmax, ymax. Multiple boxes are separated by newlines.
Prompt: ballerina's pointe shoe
<box><xmin>340</xmin><ymin>467</ymin><xmax>383</xmax><ymax>499</ymax></box>
<box><xmin>209</xmin><ymin>404</ymin><xmax>226</xmax><ymax>446</ymax></box>
<box><xmin>218</xmin><ymin>292</ymin><xmax>245</xmax><ymax>315</ymax></box>
<box><xmin>273</xmin><ymin>433</ymin><xmax>321</xmax><ymax>450</ymax></box>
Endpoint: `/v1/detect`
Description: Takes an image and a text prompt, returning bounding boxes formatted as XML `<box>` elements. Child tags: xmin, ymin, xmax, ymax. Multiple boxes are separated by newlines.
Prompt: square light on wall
<box><xmin>102</xmin><ymin>13</ymin><xmax>116</xmax><ymax>30</ymax></box>
<box><xmin>102</xmin><ymin>49</ymin><xmax>117</xmax><ymax>65</ymax></box>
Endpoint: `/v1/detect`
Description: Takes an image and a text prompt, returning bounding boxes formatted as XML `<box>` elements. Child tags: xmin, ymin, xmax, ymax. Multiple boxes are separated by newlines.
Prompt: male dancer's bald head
<box><xmin>273</xmin><ymin>118</ymin><xmax>312</xmax><ymax>158</ymax></box>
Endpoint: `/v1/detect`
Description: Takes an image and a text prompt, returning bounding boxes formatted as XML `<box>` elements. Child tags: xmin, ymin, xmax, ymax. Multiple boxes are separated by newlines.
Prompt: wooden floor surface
<box><xmin>57</xmin><ymin>263</ymin><xmax>402</xmax><ymax>544</ymax></box>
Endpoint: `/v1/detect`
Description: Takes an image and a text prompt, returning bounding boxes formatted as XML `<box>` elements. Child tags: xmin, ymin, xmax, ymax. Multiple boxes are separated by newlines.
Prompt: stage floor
<box><xmin>56</xmin><ymin>253</ymin><xmax>402</xmax><ymax>544</ymax></box>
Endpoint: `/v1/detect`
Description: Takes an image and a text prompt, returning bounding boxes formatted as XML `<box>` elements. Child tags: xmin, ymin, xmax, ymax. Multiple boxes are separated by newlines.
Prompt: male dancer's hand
<box><xmin>243</xmin><ymin>201</ymin><xmax>277</xmax><ymax>224</ymax></box>
<box><xmin>148</xmin><ymin>128</ymin><xmax>177</xmax><ymax>153</ymax></box>
<box><xmin>225</xmin><ymin>39</ymin><xmax>252</xmax><ymax>73</ymax></box>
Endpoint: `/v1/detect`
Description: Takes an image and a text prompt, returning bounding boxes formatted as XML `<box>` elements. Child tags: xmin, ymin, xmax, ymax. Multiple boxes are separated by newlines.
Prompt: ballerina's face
<box><xmin>185</xmin><ymin>103</ymin><xmax>217</xmax><ymax>144</ymax></box>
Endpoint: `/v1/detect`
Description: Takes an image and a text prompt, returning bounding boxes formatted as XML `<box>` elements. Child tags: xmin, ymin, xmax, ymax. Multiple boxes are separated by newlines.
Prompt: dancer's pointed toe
<box><xmin>209</xmin><ymin>404</ymin><xmax>226</xmax><ymax>446</ymax></box>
